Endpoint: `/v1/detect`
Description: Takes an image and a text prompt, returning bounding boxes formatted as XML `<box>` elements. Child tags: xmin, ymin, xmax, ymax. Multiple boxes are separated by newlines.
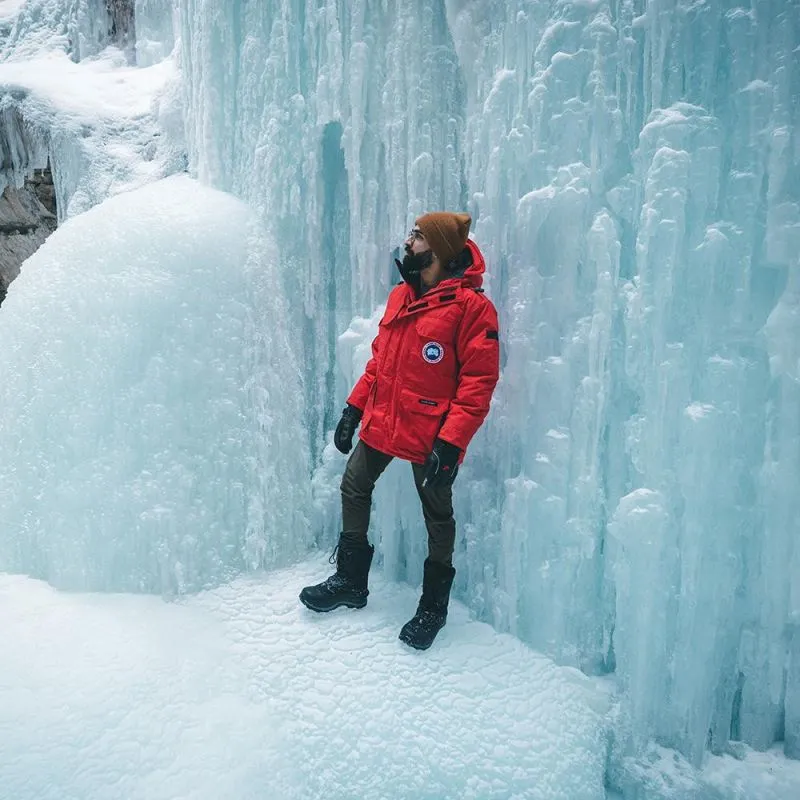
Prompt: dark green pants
<box><xmin>340</xmin><ymin>440</ymin><xmax>456</xmax><ymax>566</ymax></box>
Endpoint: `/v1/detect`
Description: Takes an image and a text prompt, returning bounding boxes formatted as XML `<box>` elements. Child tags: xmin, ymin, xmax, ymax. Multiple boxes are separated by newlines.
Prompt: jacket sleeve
<box><xmin>346</xmin><ymin>330</ymin><xmax>381</xmax><ymax>411</ymax></box>
<box><xmin>437</xmin><ymin>295</ymin><xmax>500</xmax><ymax>452</ymax></box>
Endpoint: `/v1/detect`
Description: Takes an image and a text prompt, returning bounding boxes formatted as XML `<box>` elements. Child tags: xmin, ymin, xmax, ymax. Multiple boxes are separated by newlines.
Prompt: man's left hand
<box><xmin>421</xmin><ymin>438</ymin><xmax>461</xmax><ymax>489</ymax></box>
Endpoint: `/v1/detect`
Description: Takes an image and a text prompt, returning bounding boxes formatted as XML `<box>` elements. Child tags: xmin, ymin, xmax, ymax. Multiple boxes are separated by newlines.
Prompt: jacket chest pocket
<box><xmin>403</xmin><ymin>314</ymin><xmax>459</xmax><ymax>396</ymax></box>
<box><xmin>415</xmin><ymin>315</ymin><xmax>456</xmax><ymax>364</ymax></box>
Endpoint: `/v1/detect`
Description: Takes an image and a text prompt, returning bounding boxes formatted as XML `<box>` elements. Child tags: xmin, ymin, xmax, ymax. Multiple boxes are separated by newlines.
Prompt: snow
<box><xmin>0</xmin><ymin>36</ymin><xmax>182</xmax><ymax>217</ymax></box>
<box><xmin>0</xmin><ymin>51</ymin><xmax>171</xmax><ymax>117</ymax></box>
<box><xmin>0</xmin><ymin>564</ymin><xmax>609</xmax><ymax>800</ymax></box>
<box><xmin>704</xmin><ymin>748</ymin><xmax>800</xmax><ymax>800</ymax></box>
<box><xmin>0</xmin><ymin>0</ymin><xmax>26</xmax><ymax>22</ymax></box>
<box><xmin>612</xmin><ymin>742</ymin><xmax>800</xmax><ymax>800</ymax></box>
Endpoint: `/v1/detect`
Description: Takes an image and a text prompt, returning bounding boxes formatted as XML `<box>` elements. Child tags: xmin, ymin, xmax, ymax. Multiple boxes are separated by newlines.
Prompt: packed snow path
<box><xmin>0</xmin><ymin>560</ymin><xmax>608</xmax><ymax>800</ymax></box>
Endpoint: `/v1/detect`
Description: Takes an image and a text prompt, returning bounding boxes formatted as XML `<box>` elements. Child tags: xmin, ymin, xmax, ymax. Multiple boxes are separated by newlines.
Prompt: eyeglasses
<box><xmin>407</xmin><ymin>228</ymin><xmax>425</xmax><ymax>242</ymax></box>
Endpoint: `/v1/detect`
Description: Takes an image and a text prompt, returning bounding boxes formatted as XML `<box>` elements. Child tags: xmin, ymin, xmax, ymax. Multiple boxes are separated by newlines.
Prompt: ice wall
<box><xmin>180</xmin><ymin>0</ymin><xmax>467</xmax><ymax>460</ymax></box>
<box><xmin>178</xmin><ymin>0</ymin><xmax>800</xmax><ymax>780</ymax></box>
<box><xmin>135</xmin><ymin>0</ymin><xmax>176</xmax><ymax>66</ymax></box>
<box><xmin>0</xmin><ymin>101</ymin><xmax>48</xmax><ymax>197</ymax></box>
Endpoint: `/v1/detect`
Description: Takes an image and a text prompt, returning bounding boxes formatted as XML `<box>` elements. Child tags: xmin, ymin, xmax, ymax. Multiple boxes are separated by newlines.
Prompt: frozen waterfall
<box><xmin>179</xmin><ymin>0</ymin><xmax>800</xmax><ymax>778</ymax></box>
<box><xmin>1</xmin><ymin>0</ymin><xmax>799</xmax><ymax>798</ymax></box>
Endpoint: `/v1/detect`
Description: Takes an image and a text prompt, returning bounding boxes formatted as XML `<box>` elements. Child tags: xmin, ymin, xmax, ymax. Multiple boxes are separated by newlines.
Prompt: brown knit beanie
<box><xmin>415</xmin><ymin>212</ymin><xmax>472</xmax><ymax>268</ymax></box>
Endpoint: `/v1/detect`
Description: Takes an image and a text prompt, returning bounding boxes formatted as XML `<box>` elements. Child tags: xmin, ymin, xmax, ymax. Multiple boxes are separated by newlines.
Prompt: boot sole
<box><xmin>399</xmin><ymin>634</ymin><xmax>434</xmax><ymax>651</ymax></box>
<box><xmin>299</xmin><ymin>594</ymin><xmax>367</xmax><ymax>613</ymax></box>
<box><xmin>398</xmin><ymin>625</ymin><xmax>444</xmax><ymax>651</ymax></box>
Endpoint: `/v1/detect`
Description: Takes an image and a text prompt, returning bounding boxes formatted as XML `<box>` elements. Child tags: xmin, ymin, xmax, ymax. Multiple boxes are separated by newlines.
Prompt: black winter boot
<box><xmin>299</xmin><ymin>540</ymin><xmax>374</xmax><ymax>612</ymax></box>
<box><xmin>399</xmin><ymin>558</ymin><xmax>456</xmax><ymax>650</ymax></box>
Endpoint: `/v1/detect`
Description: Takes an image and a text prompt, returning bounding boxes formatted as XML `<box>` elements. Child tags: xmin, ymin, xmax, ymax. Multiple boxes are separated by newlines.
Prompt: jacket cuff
<box><xmin>345</xmin><ymin>404</ymin><xmax>363</xmax><ymax>419</ymax></box>
<box><xmin>435</xmin><ymin>436</ymin><xmax>461</xmax><ymax>456</ymax></box>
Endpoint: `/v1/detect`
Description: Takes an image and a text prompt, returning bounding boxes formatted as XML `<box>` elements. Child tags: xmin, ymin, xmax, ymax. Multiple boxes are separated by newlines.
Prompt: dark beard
<box><xmin>394</xmin><ymin>249</ymin><xmax>434</xmax><ymax>289</ymax></box>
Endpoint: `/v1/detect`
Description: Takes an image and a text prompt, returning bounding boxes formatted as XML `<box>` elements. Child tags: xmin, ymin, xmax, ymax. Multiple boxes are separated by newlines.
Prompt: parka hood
<box><xmin>454</xmin><ymin>239</ymin><xmax>486</xmax><ymax>289</ymax></box>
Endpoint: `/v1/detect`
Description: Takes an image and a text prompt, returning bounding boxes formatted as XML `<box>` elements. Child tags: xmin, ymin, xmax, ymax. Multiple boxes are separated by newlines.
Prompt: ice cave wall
<box><xmin>178</xmin><ymin>0</ymin><xmax>800</xmax><ymax>771</ymax></box>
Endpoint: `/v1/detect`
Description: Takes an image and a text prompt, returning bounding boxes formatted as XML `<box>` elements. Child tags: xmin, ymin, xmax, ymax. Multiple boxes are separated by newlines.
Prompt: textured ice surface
<box><xmin>0</xmin><ymin>564</ymin><xmax>609</xmax><ymax>800</ymax></box>
<box><xmin>134</xmin><ymin>0</ymin><xmax>177</xmax><ymax>67</ymax></box>
<box><xmin>0</xmin><ymin>175</ymin><xmax>311</xmax><ymax>591</ymax></box>
<box><xmin>2</xmin><ymin>0</ymin><xmax>121</xmax><ymax>61</ymax></box>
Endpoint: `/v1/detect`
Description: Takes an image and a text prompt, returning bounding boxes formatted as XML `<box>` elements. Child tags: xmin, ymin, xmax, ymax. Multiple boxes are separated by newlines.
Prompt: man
<box><xmin>300</xmin><ymin>212</ymin><xmax>500</xmax><ymax>650</ymax></box>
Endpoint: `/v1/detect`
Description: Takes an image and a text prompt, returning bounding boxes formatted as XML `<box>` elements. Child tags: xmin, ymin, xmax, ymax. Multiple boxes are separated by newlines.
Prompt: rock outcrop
<box><xmin>0</xmin><ymin>167</ymin><xmax>56</xmax><ymax>306</ymax></box>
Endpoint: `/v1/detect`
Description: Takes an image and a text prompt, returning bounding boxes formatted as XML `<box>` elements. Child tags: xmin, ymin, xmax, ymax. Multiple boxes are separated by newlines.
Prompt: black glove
<box><xmin>334</xmin><ymin>404</ymin><xmax>363</xmax><ymax>454</ymax></box>
<box><xmin>421</xmin><ymin>438</ymin><xmax>461</xmax><ymax>489</ymax></box>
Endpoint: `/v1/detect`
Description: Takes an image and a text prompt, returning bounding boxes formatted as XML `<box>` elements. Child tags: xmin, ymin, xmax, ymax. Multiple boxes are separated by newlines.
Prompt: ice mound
<box><xmin>0</xmin><ymin>175</ymin><xmax>311</xmax><ymax>593</ymax></box>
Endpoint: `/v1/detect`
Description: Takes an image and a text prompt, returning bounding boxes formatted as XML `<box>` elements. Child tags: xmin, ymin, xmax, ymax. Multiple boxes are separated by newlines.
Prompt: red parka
<box><xmin>347</xmin><ymin>239</ymin><xmax>500</xmax><ymax>464</ymax></box>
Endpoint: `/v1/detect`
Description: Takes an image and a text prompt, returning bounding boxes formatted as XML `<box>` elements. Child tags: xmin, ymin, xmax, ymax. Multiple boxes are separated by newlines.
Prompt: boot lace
<box><xmin>321</xmin><ymin>572</ymin><xmax>350</xmax><ymax>592</ymax></box>
<box><xmin>320</xmin><ymin>544</ymin><xmax>351</xmax><ymax>593</ymax></box>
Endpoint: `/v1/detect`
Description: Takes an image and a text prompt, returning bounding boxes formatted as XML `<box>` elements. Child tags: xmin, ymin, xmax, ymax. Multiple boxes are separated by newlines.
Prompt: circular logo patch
<box><xmin>422</xmin><ymin>341</ymin><xmax>444</xmax><ymax>364</ymax></box>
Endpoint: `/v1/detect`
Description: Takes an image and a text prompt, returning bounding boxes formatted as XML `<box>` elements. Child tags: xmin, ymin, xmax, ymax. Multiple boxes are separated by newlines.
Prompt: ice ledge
<box><xmin>0</xmin><ymin>48</ymin><xmax>183</xmax><ymax>219</ymax></box>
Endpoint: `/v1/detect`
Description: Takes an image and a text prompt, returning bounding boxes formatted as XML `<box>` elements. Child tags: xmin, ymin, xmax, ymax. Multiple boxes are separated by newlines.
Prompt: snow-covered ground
<box><xmin>0</xmin><ymin>561</ymin><xmax>610</xmax><ymax>800</ymax></box>
<box><xmin>3</xmin><ymin>561</ymin><xmax>799</xmax><ymax>800</ymax></box>
<box><xmin>0</xmin><ymin>51</ymin><xmax>171</xmax><ymax>118</ymax></box>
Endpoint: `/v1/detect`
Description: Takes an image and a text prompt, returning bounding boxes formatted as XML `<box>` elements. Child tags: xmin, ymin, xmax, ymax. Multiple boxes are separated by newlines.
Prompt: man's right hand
<box><xmin>334</xmin><ymin>405</ymin><xmax>363</xmax><ymax>454</ymax></box>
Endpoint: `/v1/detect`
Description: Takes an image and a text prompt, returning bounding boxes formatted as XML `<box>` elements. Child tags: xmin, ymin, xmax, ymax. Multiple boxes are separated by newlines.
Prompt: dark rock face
<box><xmin>26</xmin><ymin>169</ymin><xmax>56</xmax><ymax>217</ymax></box>
<box><xmin>107</xmin><ymin>0</ymin><xmax>135</xmax><ymax>54</ymax></box>
<box><xmin>0</xmin><ymin>167</ymin><xmax>57</xmax><ymax>307</ymax></box>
